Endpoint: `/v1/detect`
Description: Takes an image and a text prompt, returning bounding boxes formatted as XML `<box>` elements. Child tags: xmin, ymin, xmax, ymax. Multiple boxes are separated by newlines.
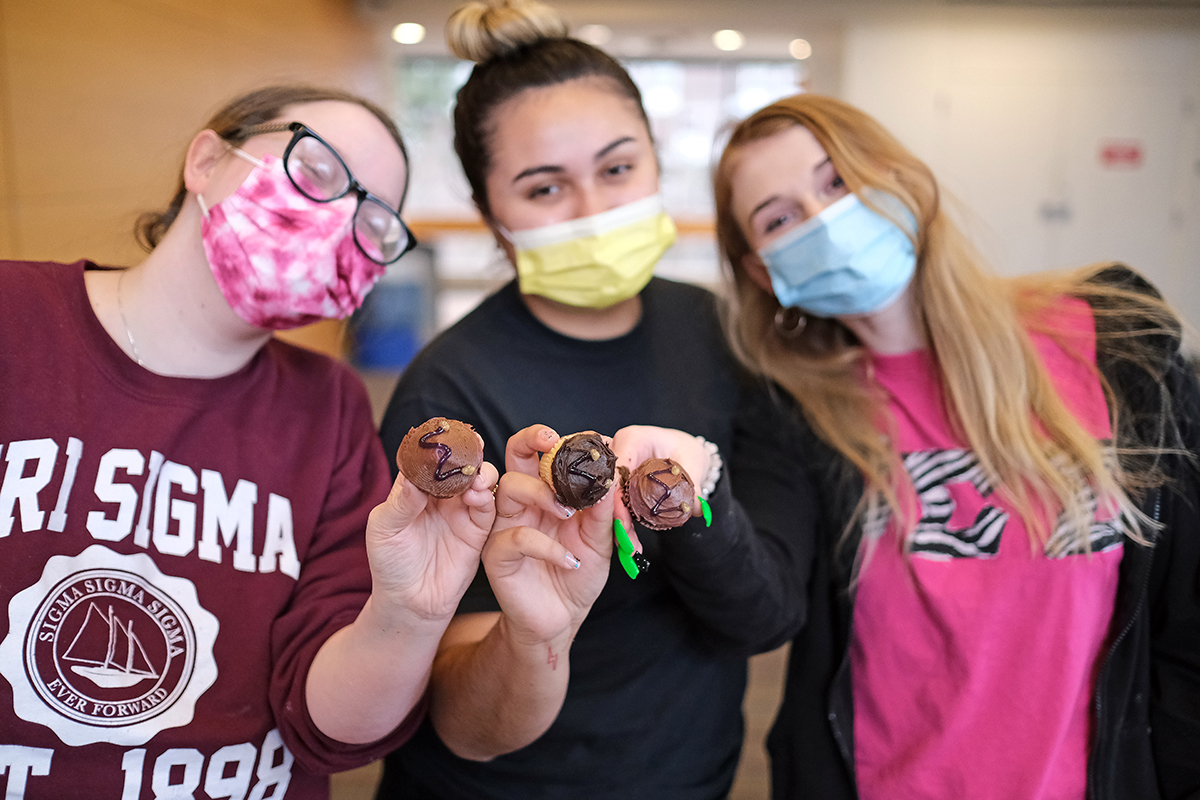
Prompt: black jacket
<box><xmin>767</xmin><ymin>267</ymin><xmax>1200</xmax><ymax>800</ymax></box>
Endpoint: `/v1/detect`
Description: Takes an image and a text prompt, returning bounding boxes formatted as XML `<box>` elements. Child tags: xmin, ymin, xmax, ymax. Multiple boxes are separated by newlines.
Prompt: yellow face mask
<box><xmin>506</xmin><ymin>194</ymin><xmax>677</xmax><ymax>309</ymax></box>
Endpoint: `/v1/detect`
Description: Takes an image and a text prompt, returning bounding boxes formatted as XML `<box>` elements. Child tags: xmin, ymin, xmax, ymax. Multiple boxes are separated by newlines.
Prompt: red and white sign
<box><xmin>1098</xmin><ymin>139</ymin><xmax>1144</xmax><ymax>170</ymax></box>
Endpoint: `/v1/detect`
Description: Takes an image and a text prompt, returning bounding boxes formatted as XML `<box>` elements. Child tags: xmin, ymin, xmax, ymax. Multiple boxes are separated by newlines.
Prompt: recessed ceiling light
<box><xmin>713</xmin><ymin>29</ymin><xmax>745</xmax><ymax>52</ymax></box>
<box><xmin>576</xmin><ymin>24</ymin><xmax>613</xmax><ymax>46</ymax></box>
<box><xmin>392</xmin><ymin>23</ymin><xmax>426</xmax><ymax>45</ymax></box>
<box><xmin>789</xmin><ymin>38</ymin><xmax>813</xmax><ymax>60</ymax></box>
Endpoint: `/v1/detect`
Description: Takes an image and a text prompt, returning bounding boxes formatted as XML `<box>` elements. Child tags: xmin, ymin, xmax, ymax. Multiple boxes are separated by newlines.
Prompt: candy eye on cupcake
<box><xmin>619</xmin><ymin>457</ymin><xmax>697</xmax><ymax>530</ymax></box>
<box><xmin>398</xmin><ymin>417</ymin><xmax>485</xmax><ymax>498</ymax></box>
<box><xmin>539</xmin><ymin>431</ymin><xmax>618</xmax><ymax>510</ymax></box>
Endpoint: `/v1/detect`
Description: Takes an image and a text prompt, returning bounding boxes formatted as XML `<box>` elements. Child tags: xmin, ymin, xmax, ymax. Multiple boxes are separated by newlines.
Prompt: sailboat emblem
<box><xmin>2</xmin><ymin>547</ymin><xmax>221</xmax><ymax>747</ymax></box>
<box><xmin>62</xmin><ymin>602</ymin><xmax>161</xmax><ymax>689</ymax></box>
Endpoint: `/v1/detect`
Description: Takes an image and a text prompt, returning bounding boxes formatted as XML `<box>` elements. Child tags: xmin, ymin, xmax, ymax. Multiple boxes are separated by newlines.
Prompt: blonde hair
<box><xmin>713</xmin><ymin>94</ymin><xmax>1172</xmax><ymax>553</ymax></box>
<box><xmin>446</xmin><ymin>0</ymin><xmax>569</xmax><ymax>63</ymax></box>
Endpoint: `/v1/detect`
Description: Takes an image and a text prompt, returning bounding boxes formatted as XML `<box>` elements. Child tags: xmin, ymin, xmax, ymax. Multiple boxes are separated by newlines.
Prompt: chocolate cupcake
<box><xmin>620</xmin><ymin>457</ymin><xmax>696</xmax><ymax>530</ymax></box>
<box><xmin>539</xmin><ymin>431</ymin><xmax>617</xmax><ymax>509</ymax></box>
<box><xmin>397</xmin><ymin>417</ymin><xmax>484</xmax><ymax>498</ymax></box>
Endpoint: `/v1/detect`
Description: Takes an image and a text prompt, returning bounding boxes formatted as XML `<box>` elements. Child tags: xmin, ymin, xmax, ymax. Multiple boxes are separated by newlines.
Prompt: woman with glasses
<box><xmin>0</xmin><ymin>85</ymin><xmax>500</xmax><ymax>800</ymax></box>
<box><xmin>373</xmin><ymin>1</ymin><xmax>814</xmax><ymax>798</ymax></box>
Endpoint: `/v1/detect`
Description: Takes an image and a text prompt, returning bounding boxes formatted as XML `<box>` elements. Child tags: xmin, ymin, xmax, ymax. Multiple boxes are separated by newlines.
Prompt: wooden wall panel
<box><xmin>0</xmin><ymin>0</ymin><xmax>14</xmax><ymax>257</ymax></box>
<box><xmin>0</xmin><ymin>0</ymin><xmax>388</xmax><ymax>355</ymax></box>
<box><xmin>0</xmin><ymin>0</ymin><xmax>386</xmax><ymax>267</ymax></box>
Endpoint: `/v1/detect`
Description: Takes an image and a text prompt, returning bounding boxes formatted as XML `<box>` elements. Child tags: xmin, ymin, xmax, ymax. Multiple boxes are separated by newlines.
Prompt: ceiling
<box><xmin>356</xmin><ymin>0</ymin><xmax>1200</xmax><ymax>70</ymax></box>
<box><xmin>357</xmin><ymin>0</ymin><xmax>1200</xmax><ymax>24</ymax></box>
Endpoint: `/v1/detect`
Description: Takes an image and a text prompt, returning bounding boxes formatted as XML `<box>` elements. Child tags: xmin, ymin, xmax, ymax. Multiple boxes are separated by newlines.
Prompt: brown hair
<box><xmin>446</xmin><ymin>0</ymin><xmax>649</xmax><ymax>220</ymax></box>
<box><xmin>714</xmin><ymin>94</ymin><xmax>1169</xmax><ymax>553</ymax></box>
<box><xmin>135</xmin><ymin>84</ymin><xmax>408</xmax><ymax>252</ymax></box>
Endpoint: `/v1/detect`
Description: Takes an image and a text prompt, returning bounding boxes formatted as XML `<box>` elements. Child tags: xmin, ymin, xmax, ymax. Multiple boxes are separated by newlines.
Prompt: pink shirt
<box><xmin>852</xmin><ymin>299</ymin><xmax>1123</xmax><ymax>800</ymax></box>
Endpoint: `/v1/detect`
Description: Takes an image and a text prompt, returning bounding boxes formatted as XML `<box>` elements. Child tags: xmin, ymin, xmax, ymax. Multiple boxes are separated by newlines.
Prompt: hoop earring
<box><xmin>773</xmin><ymin>306</ymin><xmax>807</xmax><ymax>338</ymax></box>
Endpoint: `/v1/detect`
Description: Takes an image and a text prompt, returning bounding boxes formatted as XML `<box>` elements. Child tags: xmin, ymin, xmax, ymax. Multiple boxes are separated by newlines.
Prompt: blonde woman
<box><xmin>713</xmin><ymin>93</ymin><xmax>1200</xmax><ymax>800</ymax></box>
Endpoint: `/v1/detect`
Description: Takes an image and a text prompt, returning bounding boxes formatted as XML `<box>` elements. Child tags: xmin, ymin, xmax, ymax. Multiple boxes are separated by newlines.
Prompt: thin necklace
<box><xmin>117</xmin><ymin>270</ymin><xmax>145</xmax><ymax>366</ymax></box>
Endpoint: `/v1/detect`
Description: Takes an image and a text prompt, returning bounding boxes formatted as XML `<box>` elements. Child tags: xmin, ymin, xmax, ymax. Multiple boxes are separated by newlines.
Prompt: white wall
<box><xmin>841</xmin><ymin>16</ymin><xmax>1200</xmax><ymax>329</ymax></box>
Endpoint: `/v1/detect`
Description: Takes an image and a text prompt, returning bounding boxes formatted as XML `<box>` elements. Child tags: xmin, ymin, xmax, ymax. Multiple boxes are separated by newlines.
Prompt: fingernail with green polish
<box><xmin>614</xmin><ymin>519</ymin><xmax>641</xmax><ymax>580</ymax></box>
<box><xmin>614</xmin><ymin>519</ymin><xmax>633</xmax><ymax>553</ymax></box>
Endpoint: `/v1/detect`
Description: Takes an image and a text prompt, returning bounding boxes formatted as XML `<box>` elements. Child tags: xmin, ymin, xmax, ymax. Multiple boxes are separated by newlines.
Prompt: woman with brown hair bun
<box><xmin>0</xmin><ymin>84</ymin><xmax>503</xmax><ymax>800</ymax></box>
<box><xmin>713</xmin><ymin>93</ymin><xmax>1200</xmax><ymax>799</ymax></box>
<box><xmin>375</xmin><ymin>1</ymin><xmax>815</xmax><ymax>798</ymax></box>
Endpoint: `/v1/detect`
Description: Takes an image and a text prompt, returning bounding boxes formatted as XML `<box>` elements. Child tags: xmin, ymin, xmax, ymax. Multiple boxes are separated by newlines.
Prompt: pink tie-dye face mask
<box><xmin>199</xmin><ymin>152</ymin><xmax>386</xmax><ymax>330</ymax></box>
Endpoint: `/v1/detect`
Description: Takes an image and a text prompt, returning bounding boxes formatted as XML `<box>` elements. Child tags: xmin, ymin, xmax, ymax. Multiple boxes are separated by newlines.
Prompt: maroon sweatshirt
<box><xmin>0</xmin><ymin>260</ymin><xmax>420</xmax><ymax>799</ymax></box>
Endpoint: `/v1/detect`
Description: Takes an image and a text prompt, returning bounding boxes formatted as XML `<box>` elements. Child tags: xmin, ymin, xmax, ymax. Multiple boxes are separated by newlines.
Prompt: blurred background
<box><xmin>2</xmin><ymin>0</ymin><xmax>1198</xmax><ymax>797</ymax></box>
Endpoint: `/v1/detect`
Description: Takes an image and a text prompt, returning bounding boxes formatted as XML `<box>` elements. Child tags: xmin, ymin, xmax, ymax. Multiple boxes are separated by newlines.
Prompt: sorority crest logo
<box><xmin>0</xmin><ymin>545</ymin><xmax>219</xmax><ymax>746</ymax></box>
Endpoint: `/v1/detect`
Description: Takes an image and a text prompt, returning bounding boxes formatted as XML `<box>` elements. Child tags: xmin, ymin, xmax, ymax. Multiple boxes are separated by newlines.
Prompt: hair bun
<box><xmin>446</xmin><ymin>0</ymin><xmax>570</xmax><ymax>63</ymax></box>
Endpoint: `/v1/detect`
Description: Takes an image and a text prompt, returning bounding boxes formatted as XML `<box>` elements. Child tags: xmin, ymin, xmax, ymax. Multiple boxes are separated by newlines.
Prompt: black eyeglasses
<box><xmin>230</xmin><ymin>121</ymin><xmax>417</xmax><ymax>265</ymax></box>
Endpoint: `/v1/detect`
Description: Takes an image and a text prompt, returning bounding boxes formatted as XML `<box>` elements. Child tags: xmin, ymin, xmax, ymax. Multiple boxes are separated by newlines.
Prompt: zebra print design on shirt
<box><xmin>1043</xmin><ymin>452</ymin><xmax>1124</xmax><ymax>557</ymax></box>
<box><xmin>864</xmin><ymin>447</ymin><xmax>1126</xmax><ymax>560</ymax></box>
<box><xmin>904</xmin><ymin>449</ymin><xmax>1008</xmax><ymax>560</ymax></box>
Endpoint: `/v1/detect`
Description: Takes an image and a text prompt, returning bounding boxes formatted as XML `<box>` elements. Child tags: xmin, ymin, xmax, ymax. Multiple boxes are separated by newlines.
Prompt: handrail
<box><xmin>408</xmin><ymin>217</ymin><xmax>716</xmax><ymax>239</ymax></box>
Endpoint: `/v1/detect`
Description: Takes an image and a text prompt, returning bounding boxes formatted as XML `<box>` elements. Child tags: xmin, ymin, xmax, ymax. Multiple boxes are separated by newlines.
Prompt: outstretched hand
<box><xmin>483</xmin><ymin>425</ymin><xmax>616</xmax><ymax>645</ymax></box>
<box><xmin>609</xmin><ymin>424</ymin><xmax>710</xmax><ymax>533</ymax></box>
<box><xmin>365</xmin><ymin>458</ymin><xmax>499</xmax><ymax>623</ymax></box>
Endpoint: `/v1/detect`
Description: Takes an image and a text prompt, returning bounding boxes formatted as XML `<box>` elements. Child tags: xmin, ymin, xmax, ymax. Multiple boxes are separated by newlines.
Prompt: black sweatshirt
<box><xmin>376</xmin><ymin>278</ymin><xmax>815</xmax><ymax>800</ymax></box>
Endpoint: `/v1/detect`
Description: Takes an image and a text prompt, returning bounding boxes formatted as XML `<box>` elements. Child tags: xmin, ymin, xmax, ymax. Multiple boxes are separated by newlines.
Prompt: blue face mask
<box><xmin>757</xmin><ymin>189</ymin><xmax>918</xmax><ymax>318</ymax></box>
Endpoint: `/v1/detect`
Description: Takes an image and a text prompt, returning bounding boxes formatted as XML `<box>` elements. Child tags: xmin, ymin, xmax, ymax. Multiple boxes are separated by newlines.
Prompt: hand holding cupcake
<box><xmin>480</xmin><ymin>425</ymin><xmax>618</xmax><ymax>645</ymax></box>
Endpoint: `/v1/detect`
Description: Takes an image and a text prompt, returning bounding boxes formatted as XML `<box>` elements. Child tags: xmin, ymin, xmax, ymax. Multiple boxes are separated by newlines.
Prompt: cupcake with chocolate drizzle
<box><xmin>620</xmin><ymin>457</ymin><xmax>696</xmax><ymax>530</ymax></box>
<box><xmin>397</xmin><ymin>417</ymin><xmax>484</xmax><ymax>498</ymax></box>
<box><xmin>539</xmin><ymin>431</ymin><xmax>617</xmax><ymax>509</ymax></box>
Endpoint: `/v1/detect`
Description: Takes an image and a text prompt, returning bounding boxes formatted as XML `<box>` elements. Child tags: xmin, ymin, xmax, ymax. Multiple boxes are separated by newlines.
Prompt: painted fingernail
<box><xmin>618</xmin><ymin>550</ymin><xmax>640</xmax><ymax>579</ymax></box>
<box><xmin>614</xmin><ymin>519</ymin><xmax>633</xmax><ymax>554</ymax></box>
<box><xmin>556</xmin><ymin>502</ymin><xmax>575</xmax><ymax>518</ymax></box>
<box><xmin>564</xmin><ymin>551</ymin><xmax>581</xmax><ymax>569</ymax></box>
<box><xmin>700</xmin><ymin>496</ymin><xmax>712</xmax><ymax>527</ymax></box>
